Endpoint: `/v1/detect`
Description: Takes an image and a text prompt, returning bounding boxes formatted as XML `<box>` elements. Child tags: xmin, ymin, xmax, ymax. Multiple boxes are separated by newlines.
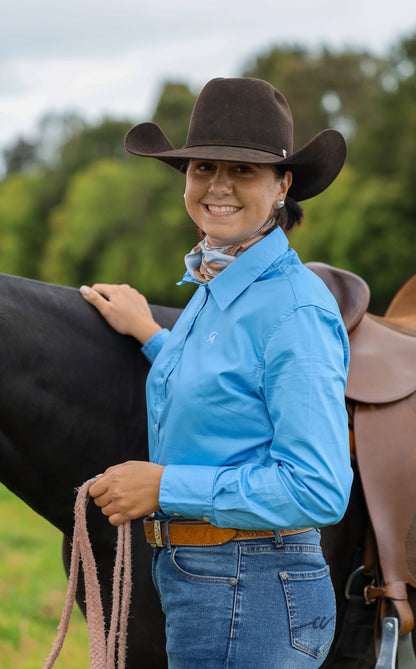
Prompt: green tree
<box><xmin>289</xmin><ymin>166</ymin><xmax>414</xmax><ymax>313</ymax></box>
<box><xmin>58</xmin><ymin>118</ymin><xmax>133</xmax><ymax>175</ymax></box>
<box><xmin>3</xmin><ymin>138</ymin><xmax>38</xmax><ymax>176</ymax></box>
<box><xmin>1</xmin><ymin>41</ymin><xmax>415</xmax><ymax>308</ymax></box>
<box><xmin>243</xmin><ymin>46</ymin><xmax>383</xmax><ymax>149</ymax></box>
<box><xmin>151</xmin><ymin>81</ymin><xmax>196</xmax><ymax>148</ymax></box>
<box><xmin>0</xmin><ymin>172</ymin><xmax>47</xmax><ymax>277</ymax></box>
<box><xmin>41</xmin><ymin>158</ymin><xmax>196</xmax><ymax>306</ymax></box>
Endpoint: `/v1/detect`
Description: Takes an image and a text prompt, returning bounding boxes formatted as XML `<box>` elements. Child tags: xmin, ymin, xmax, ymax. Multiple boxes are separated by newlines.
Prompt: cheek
<box><xmin>183</xmin><ymin>182</ymin><xmax>194</xmax><ymax>213</ymax></box>
<box><xmin>184</xmin><ymin>193</ymin><xmax>198</xmax><ymax>217</ymax></box>
<box><xmin>183</xmin><ymin>189</ymin><xmax>202</xmax><ymax>226</ymax></box>
<box><xmin>184</xmin><ymin>176</ymin><xmax>200</xmax><ymax>206</ymax></box>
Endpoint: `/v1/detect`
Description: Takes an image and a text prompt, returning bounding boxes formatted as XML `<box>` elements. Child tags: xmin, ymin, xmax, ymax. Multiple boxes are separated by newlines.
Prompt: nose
<box><xmin>207</xmin><ymin>166</ymin><xmax>232</xmax><ymax>196</ymax></box>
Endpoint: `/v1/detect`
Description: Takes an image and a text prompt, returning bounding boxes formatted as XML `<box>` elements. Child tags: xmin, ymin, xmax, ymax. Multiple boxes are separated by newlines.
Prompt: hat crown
<box><xmin>124</xmin><ymin>76</ymin><xmax>347</xmax><ymax>201</ymax></box>
<box><xmin>184</xmin><ymin>78</ymin><xmax>294</xmax><ymax>157</ymax></box>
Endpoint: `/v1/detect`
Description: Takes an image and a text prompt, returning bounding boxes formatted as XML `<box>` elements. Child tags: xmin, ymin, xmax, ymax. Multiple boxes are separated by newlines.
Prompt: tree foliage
<box><xmin>0</xmin><ymin>172</ymin><xmax>48</xmax><ymax>277</ymax></box>
<box><xmin>1</xmin><ymin>37</ymin><xmax>416</xmax><ymax>311</ymax></box>
<box><xmin>41</xmin><ymin>158</ymin><xmax>196</xmax><ymax>305</ymax></box>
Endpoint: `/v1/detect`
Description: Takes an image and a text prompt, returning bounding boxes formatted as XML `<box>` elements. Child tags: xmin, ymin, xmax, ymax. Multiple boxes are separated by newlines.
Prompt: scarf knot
<box><xmin>185</xmin><ymin>217</ymin><xmax>276</xmax><ymax>283</ymax></box>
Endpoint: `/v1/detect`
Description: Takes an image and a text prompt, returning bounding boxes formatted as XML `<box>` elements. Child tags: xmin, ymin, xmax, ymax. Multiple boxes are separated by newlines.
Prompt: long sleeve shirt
<box><xmin>142</xmin><ymin>226</ymin><xmax>353</xmax><ymax>530</ymax></box>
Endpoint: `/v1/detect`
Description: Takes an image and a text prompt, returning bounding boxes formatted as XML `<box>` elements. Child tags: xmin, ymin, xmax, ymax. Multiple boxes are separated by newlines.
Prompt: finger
<box><xmin>80</xmin><ymin>286</ymin><xmax>113</xmax><ymax>317</ymax></box>
<box><xmin>80</xmin><ymin>285</ymin><xmax>110</xmax><ymax>302</ymax></box>
<box><xmin>108</xmin><ymin>513</ymin><xmax>129</xmax><ymax>527</ymax></box>
<box><xmin>92</xmin><ymin>492</ymin><xmax>113</xmax><ymax>508</ymax></box>
<box><xmin>100</xmin><ymin>501</ymin><xmax>119</xmax><ymax>517</ymax></box>
<box><xmin>89</xmin><ymin>477</ymin><xmax>109</xmax><ymax>498</ymax></box>
<box><xmin>91</xmin><ymin>283</ymin><xmax>122</xmax><ymax>298</ymax></box>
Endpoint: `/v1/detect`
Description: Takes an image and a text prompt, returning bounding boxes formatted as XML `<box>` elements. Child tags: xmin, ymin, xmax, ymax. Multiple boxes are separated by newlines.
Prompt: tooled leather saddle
<box><xmin>307</xmin><ymin>262</ymin><xmax>416</xmax><ymax>661</ymax></box>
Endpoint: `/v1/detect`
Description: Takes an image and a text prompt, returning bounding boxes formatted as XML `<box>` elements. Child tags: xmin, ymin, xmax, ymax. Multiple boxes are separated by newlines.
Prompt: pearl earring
<box><xmin>277</xmin><ymin>199</ymin><xmax>285</xmax><ymax>209</ymax></box>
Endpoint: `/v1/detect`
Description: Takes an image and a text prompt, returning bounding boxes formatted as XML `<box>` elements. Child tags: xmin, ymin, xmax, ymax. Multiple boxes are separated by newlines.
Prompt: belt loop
<box><xmin>273</xmin><ymin>530</ymin><xmax>283</xmax><ymax>546</ymax></box>
<box><xmin>164</xmin><ymin>520</ymin><xmax>172</xmax><ymax>554</ymax></box>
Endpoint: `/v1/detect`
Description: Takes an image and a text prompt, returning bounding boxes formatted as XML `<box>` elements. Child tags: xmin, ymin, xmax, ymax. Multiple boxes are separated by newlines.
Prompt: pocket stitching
<box><xmin>170</xmin><ymin>547</ymin><xmax>237</xmax><ymax>585</ymax></box>
<box><xmin>280</xmin><ymin>566</ymin><xmax>335</xmax><ymax>659</ymax></box>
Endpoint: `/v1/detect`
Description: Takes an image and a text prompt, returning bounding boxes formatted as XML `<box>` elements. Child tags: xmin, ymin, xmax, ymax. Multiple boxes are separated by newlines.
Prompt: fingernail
<box><xmin>80</xmin><ymin>285</ymin><xmax>90</xmax><ymax>296</ymax></box>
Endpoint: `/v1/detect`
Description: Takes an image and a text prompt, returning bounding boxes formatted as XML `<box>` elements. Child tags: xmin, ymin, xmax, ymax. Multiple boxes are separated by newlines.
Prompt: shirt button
<box><xmin>172</xmin><ymin>512</ymin><xmax>180</xmax><ymax>516</ymax></box>
<box><xmin>154</xmin><ymin>422</ymin><xmax>158</xmax><ymax>430</ymax></box>
<box><xmin>203</xmin><ymin>516</ymin><xmax>210</xmax><ymax>523</ymax></box>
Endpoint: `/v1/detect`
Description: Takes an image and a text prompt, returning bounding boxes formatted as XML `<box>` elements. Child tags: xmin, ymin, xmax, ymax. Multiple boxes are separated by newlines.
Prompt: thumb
<box><xmin>79</xmin><ymin>285</ymin><xmax>107</xmax><ymax>310</ymax></box>
<box><xmin>80</xmin><ymin>285</ymin><xmax>91</xmax><ymax>298</ymax></box>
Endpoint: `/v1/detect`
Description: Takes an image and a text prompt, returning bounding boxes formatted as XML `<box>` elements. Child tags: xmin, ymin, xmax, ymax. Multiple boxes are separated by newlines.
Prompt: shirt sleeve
<box><xmin>141</xmin><ymin>328</ymin><xmax>170</xmax><ymax>364</ymax></box>
<box><xmin>159</xmin><ymin>306</ymin><xmax>353</xmax><ymax>529</ymax></box>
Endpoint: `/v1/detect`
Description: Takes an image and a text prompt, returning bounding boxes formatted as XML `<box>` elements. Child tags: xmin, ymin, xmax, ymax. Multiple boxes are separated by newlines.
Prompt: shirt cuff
<box><xmin>141</xmin><ymin>328</ymin><xmax>170</xmax><ymax>364</ymax></box>
<box><xmin>159</xmin><ymin>464</ymin><xmax>218</xmax><ymax>523</ymax></box>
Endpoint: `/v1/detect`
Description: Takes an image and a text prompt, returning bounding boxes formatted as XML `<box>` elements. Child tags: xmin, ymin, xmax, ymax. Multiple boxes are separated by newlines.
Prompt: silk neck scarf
<box><xmin>185</xmin><ymin>217</ymin><xmax>276</xmax><ymax>283</ymax></box>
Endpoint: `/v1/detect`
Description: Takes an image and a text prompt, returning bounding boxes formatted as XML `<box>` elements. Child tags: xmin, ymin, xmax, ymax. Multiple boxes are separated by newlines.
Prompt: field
<box><xmin>0</xmin><ymin>484</ymin><xmax>89</xmax><ymax>668</ymax></box>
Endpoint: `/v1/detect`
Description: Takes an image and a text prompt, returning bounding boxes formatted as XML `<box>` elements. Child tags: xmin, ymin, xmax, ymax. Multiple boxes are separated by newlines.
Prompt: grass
<box><xmin>0</xmin><ymin>484</ymin><xmax>89</xmax><ymax>668</ymax></box>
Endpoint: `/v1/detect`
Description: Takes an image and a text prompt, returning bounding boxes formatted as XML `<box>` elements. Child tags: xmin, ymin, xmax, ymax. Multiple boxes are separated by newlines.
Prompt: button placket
<box><xmin>151</xmin><ymin>287</ymin><xmax>209</xmax><ymax>459</ymax></box>
<box><xmin>161</xmin><ymin>290</ymin><xmax>209</xmax><ymax>401</ymax></box>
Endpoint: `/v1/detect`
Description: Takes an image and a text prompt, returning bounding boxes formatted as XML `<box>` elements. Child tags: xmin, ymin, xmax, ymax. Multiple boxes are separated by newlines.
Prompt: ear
<box><xmin>280</xmin><ymin>170</ymin><xmax>293</xmax><ymax>198</ymax></box>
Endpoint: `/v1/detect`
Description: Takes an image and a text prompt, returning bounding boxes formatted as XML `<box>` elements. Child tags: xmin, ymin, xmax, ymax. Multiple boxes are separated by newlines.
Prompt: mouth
<box><xmin>204</xmin><ymin>204</ymin><xmax>242</xmax><ymax>216</ymax></box>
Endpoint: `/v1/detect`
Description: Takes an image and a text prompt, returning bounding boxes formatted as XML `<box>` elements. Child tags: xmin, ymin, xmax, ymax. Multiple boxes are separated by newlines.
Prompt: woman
<box><xmin>80</xmin><ymin>77</ymin><xmax>353</xmax><ymax>668</ymax></box>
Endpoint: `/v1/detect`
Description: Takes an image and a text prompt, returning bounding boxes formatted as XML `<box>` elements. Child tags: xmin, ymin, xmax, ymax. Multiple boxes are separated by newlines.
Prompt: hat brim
<box><xmin>125</xmin><ymin>122</ymin><xmax>346</xmax><ymax>202</ymax></box>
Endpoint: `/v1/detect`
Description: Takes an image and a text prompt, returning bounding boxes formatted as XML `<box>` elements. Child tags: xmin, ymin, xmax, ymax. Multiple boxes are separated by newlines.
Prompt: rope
<box><xmin>42</xmin><ymin>477</ymin><xmax>132</xmax><ymax>669</ymax></box>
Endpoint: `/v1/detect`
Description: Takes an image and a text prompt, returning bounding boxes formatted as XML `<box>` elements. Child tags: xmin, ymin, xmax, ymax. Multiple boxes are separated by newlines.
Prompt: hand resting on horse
<box><xmin>80</xmin><ymin>282</ymin><xmax>162</xmax><ymax>344</ymax></box>
<box><xmin>80</xmin><ymin>282</ymin><xmax>165</xmax><ymax>526</ymax></box>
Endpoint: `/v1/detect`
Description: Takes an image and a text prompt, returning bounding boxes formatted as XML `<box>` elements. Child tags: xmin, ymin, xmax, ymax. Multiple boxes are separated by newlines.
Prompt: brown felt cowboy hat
<box><xmin>125</xmin><ymin>77</ymin><xmax>347</xmax><ymax>202</ymax></box>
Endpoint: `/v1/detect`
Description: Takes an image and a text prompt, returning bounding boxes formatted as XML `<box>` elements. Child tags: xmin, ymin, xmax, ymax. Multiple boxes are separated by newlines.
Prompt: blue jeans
<box><xmin>152</xmin><ymin>528</ymin><xmax>335</xmax><ymax>668</ymax></box>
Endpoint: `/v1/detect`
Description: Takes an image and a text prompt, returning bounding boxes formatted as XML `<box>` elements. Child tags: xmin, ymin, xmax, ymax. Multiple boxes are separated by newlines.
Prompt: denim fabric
<box><xmin>152</xmin><ymin>529</ymin><xmax>335</xmax><ymax>668</ymax></box>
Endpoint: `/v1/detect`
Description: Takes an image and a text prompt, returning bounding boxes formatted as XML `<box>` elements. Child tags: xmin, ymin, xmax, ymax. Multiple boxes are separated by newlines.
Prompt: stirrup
<box><xmin>375</xmin><ymin>617</ymin><xmax>399</xmax><ymax>669</ymax></box>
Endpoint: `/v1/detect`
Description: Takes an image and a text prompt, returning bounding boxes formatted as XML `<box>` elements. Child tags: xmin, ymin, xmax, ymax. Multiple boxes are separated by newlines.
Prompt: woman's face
<box><xmin>184</xmin><ymin>160</ymin><xmax>292</xmax><ymax>246</ymax></box>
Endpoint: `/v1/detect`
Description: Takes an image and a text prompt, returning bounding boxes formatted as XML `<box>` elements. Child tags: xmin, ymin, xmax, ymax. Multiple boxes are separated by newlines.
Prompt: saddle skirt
<box><xmin>307</xmin><ymin>263</ymin><xmax>416</xmax><ymax>404</ymax></box>
<box><xmin>347</xmin><ymin>313</ymin><xmax>416</xmax><ymax>403</ymax></box>
<box><xmin>308</xmin><ymin>262</ymin><xmax>416</xmax><ymax>635</ymax></box>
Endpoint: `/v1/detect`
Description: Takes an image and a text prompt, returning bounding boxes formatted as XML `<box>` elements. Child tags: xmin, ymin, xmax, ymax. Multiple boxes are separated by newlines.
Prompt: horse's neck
<box><xmin>0</xmin><ymin>274</ymin><xmax>159</xmax><ymax>534</ymax></box>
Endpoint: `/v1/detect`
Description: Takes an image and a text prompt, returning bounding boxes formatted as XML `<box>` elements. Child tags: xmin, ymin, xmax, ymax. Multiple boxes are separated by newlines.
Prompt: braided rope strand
<box><xmin>42</xmin><ymin>477</ymin><xmax>132</xmax><ymax>669</ymax></box>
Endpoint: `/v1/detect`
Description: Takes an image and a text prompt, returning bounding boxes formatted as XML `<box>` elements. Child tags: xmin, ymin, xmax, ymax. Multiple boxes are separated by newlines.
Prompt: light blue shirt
<box><xmin>142</xmin><ymin>227</ymin><xmax>353</xmax><ymax>530</ymax></box>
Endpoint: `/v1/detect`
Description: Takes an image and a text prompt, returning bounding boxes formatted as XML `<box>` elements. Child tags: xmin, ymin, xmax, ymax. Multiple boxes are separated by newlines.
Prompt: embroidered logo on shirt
<box><xmin>207</xmin><ymin>331</ymin><xmax>218</xmax><ymax>344</ymax></box>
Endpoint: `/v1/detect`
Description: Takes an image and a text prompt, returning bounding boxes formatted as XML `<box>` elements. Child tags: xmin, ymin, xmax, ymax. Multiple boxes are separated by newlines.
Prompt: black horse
<box><xmin>0</xmin><ymin>271</ymin><xmax>396</xmax><ymax>668</ymax></box>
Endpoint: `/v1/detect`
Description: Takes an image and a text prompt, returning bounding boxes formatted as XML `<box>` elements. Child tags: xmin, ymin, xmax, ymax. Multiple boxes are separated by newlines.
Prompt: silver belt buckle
<box><xmin>153</xmin><ymin>519</ymin><xmax>164</xmax><ymax>548</ymax></box>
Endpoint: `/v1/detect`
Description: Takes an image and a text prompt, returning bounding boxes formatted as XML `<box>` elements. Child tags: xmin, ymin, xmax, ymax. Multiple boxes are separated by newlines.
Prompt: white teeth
<box><xmin>206</xmin><ymin>205</ymin><xmax>240</xmax><ymax>215</ymax></box>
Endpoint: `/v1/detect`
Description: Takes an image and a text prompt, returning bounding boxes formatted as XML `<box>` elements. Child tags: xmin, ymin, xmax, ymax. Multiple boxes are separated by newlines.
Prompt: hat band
<box><xmin>184</xmin><ymin>138</ymin><xmax>288</xmax><ymax>158</ymax></box>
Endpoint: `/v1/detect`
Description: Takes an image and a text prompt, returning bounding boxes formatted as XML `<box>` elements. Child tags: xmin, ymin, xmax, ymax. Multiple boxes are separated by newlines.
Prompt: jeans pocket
<box><xmin>170</xmin><ymin>545</ymin><xmax>238</xmax><ymax>585</ymax></box>
<box><xmin>280</xmin><ymin>565</ymin><xmax>336</xmax><ymax>659</ymax></box>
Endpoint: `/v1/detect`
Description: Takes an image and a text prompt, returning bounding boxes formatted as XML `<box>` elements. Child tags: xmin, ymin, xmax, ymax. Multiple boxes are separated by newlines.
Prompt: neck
<box><xmin>205</xmin><ymin>217</ymin><xmax>277</xmax><ymax>250</ymax></box>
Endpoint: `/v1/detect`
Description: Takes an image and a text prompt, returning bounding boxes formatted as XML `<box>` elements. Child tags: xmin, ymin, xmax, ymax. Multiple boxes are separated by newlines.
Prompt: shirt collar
<box><xmin>179</xmin><ymin>226</ymin><xmax>289</xmax><ymax>311</ymax></box>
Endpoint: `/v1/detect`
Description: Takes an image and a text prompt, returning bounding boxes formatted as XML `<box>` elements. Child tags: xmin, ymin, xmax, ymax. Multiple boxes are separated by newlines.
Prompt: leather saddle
<box><xmin>307</xmin><ymin>262</ymin><xmax>416</xmax><ymax>638</ymax></box>
<box><xmin>307</xmin><ymin>262</ymin><xmax>416</xmax><ymax>403</ymax></box>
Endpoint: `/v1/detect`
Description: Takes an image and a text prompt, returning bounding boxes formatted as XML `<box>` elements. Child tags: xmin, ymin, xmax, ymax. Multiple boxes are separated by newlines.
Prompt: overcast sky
<box><xmin>2</xmin><ymin>0</ymin><xmax>416</xmax><ymax>164</ymax></box>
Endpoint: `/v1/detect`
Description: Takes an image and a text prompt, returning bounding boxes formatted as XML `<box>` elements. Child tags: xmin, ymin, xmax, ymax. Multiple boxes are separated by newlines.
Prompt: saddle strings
<box><xmin>42</xmin><ymin>477</ymin><xmax>132</xmax><ymax>669</ymax></box>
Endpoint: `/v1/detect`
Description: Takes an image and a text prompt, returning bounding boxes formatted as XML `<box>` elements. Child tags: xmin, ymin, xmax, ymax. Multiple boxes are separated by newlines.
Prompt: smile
<box><xmin>204</xmin><ymin>204</ymin><xmax>242</xmax><ymax>216</ymax></box>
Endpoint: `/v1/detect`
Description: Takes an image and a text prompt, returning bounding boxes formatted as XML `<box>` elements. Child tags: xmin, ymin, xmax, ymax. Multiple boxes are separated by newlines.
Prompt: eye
<box><xmin>234</xmin><ymin>163</ymin><xmax>255</xmax><ymax>175</ymax></box>
<box><xmin>193</xmin><ymin>161</ymin><xmax>215</xmax><ymax>173</ymax></box>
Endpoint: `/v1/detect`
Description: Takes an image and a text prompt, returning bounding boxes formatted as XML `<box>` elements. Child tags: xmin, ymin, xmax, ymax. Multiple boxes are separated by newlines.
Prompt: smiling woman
<box><xmin>80</xmin><ymin>77</ymin><xmax>352</xmax><ymax>669</ymax></box>
<box><xmin>184</xmin><ymin>160</ymin><xmax>292</xmax><ymax>245</ymax></box>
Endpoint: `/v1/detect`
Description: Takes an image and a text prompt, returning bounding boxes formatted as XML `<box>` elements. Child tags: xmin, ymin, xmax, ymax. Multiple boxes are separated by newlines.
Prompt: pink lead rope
<box><xmin>43</xmin><ymin>477</ymin><xmax>132</xmax><ymax>669</ymax></box>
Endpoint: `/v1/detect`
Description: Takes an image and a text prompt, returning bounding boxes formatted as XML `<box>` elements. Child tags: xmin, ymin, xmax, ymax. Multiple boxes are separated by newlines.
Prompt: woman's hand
<box><xmin>80</xmin><ymin>283</ymin><xmax>161</xmax><ymax>345</ymax></box>
<box><xmin>89</xmin><ymin>461</ymin><xmax>165</xmax><ymax>526</ymax></box>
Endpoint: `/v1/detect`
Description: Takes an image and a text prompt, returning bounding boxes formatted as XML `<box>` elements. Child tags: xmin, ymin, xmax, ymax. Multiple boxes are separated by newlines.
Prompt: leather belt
<box><xmin>143</xmin><ymin>517</ymin><xmax>313</xmax><ymax>548</ymax></box>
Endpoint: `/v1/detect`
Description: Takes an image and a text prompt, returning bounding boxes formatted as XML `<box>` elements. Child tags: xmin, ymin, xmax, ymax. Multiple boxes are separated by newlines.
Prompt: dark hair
<box><xmin>272</xmin><ymin>166</ymin><xmax>304</xmax><ymax>232</ymax></box>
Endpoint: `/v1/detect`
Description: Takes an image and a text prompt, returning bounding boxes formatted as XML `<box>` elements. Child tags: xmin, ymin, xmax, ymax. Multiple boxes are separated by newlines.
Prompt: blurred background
<box><xmin>1</xmin><ymin>1</ymin><xmax>416</xmax><ymax>666</ymax></box>
<box><xmin>1</xmin><ymin>0</ymin><xmax>416</xmax><ymax>313</ymax></box>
